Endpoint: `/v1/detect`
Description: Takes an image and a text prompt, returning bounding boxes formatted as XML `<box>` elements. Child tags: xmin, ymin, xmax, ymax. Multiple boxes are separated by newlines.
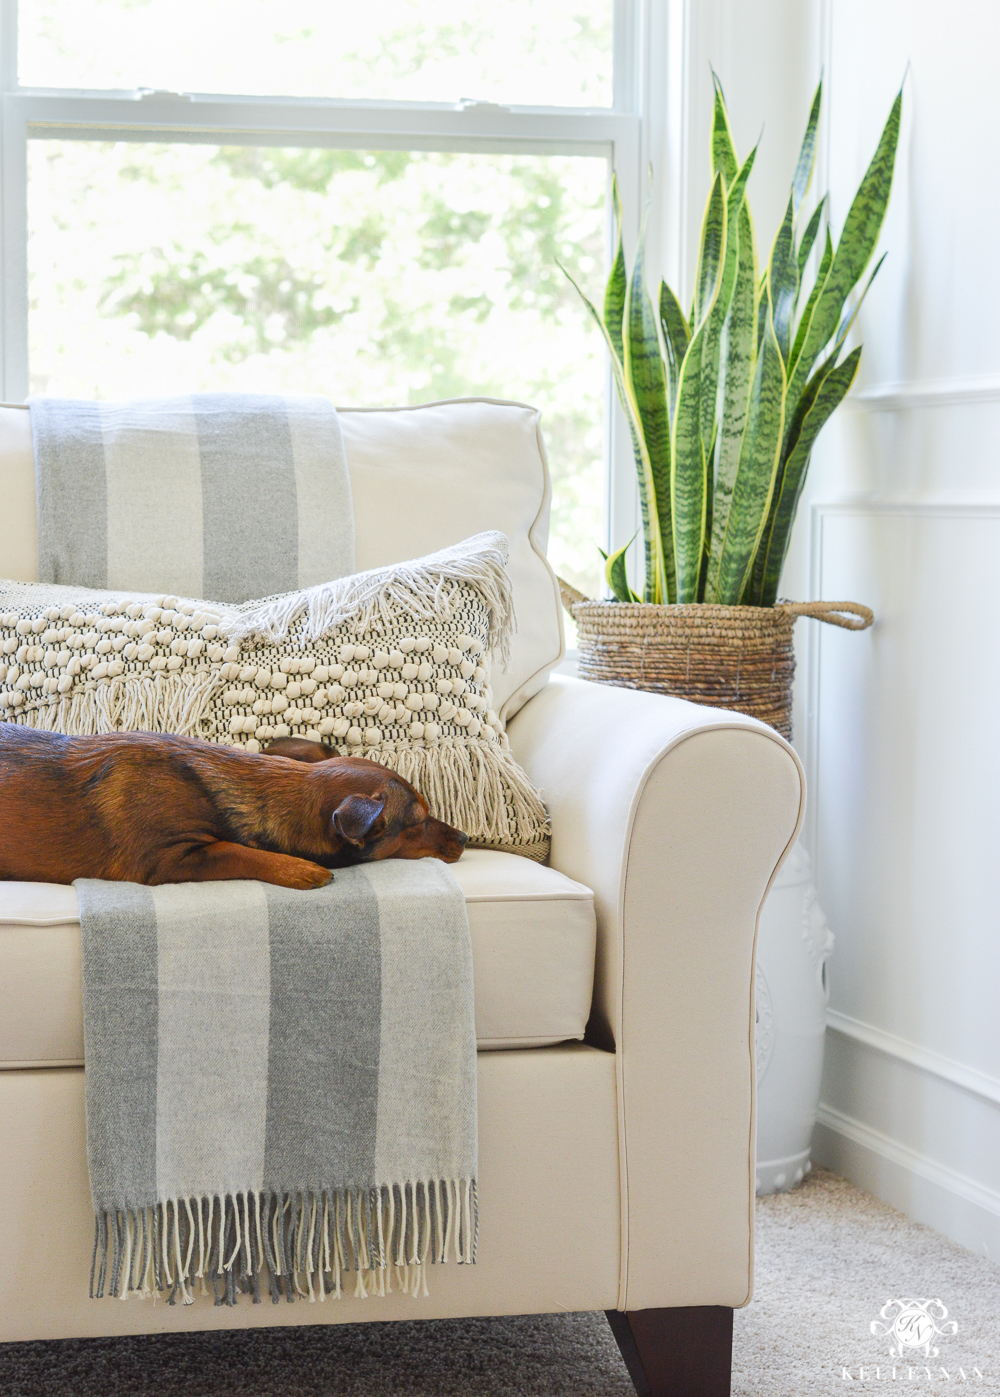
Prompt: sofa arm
<box><xmin>506</xmin><ymin>675</ymin><xmax>805</xmax><ymax>1312</ymax></box>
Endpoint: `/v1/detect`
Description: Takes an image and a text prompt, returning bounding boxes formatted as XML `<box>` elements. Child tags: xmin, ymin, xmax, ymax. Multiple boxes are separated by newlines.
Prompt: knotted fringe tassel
<box><xmin>225</xmin><ymin>532</ymin><xmax>516</xmax><ymax>673</ymax></box>
<box><xmin>352</xmin><ymin>735</ymin><xmax>550</xmax><ymax>861</ymax></box>
<box><xmin>90</xmin><ymin>1180</ymin><xmax>478</xmax><ymax>1307</ymax></box>
<box><xmin>12</xmin><ymin>670</ymin><xmax>222</xmax><ymax>740</ymax></box>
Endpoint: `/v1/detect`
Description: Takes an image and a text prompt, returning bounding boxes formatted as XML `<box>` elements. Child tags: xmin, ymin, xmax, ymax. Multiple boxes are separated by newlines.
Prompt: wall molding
<box><xmin>816</xmin><ymin>1102</ymin><xmax>1000</xmax><ymax>1221</ymax></box>
<box><xmin>850</xmin><ymin>373</ymin><xmax>1000</xmax><ymax>412</ymax></box>
<box><xmin>813</xmin><ymin>498</ymin><xmax>1000</xmax><ymax>519</ymax></box>
<box><xmin>814</xmin><ymin>1103</ymin><xmax>1000</xmax><ymax>1259</ymax></box>
<box><xmin>826</xmin><ymin>1010</ymin><xmax>1000</xmax><ymax>1109</ymax></box>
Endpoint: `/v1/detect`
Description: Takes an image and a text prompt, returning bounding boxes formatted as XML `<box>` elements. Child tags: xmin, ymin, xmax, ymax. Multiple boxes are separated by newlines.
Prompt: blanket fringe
<box><xmin>224</xmin><ymin>532</ymin><xmax>515</xmax><ymax>672</ymax></box>
<box><xmin>91</xmin><ymin>1180</ymin><xmax>478</xmax><ymax>1306</ymax></box>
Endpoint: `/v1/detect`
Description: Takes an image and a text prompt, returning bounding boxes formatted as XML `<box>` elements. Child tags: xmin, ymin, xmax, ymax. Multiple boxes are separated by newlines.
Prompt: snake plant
<box><xmin>563</xmin><ymin>77</ymin><xmax>900</xmax><ymax>606</ymax></box>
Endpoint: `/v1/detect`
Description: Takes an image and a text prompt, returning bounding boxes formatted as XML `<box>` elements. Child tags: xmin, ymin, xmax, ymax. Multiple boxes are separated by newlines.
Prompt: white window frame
<box><xmin>0</xmin><ymin>0</ymin><xmax>659</xmax><ymax>563</ymax></box>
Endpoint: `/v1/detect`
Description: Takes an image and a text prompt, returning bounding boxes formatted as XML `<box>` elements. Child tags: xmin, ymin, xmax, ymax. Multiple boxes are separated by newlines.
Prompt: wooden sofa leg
<box><xmin>606</xmin><ymin>1306</ymin><xmax>733</xmax><ymax>1397</ymax></box>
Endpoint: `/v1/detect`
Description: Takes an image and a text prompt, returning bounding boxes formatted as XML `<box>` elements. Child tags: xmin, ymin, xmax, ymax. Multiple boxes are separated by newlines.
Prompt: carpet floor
<box><xmin>2</xmin><ymin>1169</ymin><xmax>997</xmax><ymax>1395</ymax></box>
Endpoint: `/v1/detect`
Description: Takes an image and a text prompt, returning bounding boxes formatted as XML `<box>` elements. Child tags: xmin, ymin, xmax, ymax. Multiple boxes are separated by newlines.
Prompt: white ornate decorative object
<box><xmin>754</xmin><ymin>841</ymin><xmax>834</xmax><ymax>1195</ymax></box>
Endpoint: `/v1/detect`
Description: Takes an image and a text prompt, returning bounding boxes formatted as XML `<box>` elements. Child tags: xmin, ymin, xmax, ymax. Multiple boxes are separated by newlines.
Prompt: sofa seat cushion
<box><xmin>0</xmin><ymin>850</ymin><xmax>596</xmax><ymax>1065</ymax></box>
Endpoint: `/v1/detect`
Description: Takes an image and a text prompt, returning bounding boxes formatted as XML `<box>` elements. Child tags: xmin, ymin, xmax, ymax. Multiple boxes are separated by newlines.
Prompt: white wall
<box><xmin>682</xmin><ymin>0</ymin><xmax>1000</xmax><ymax>1256</ymax></box>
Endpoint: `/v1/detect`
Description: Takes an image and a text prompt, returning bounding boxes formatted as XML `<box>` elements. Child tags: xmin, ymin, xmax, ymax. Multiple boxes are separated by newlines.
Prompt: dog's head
<box><xmin>263</xmin><ymin>737</ymin><xmax>467</xmax><ymax>866</ymax></box>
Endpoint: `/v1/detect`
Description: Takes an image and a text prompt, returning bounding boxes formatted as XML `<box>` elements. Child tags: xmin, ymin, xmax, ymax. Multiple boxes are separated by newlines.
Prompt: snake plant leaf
<box><xmin>769</xmin><ymin>191</ymin><xmax>799</xmax><ymax>362</ymax></box>
<box><xmin>558</xmin><ymin>260</ymin><xmax>668</xmax><ymax>602</ymax></box>
<box><xmin>704</xmin><ymin>199</ymin><xmax>759</xmax><ymax>602</ymax></box>
<box><xmin>659</xmin><ymin>280</ymin><xmax>691</xmax><ymax>412</ymax></box>
<box><xmin>796</xmin><ymin>197</ymin><xmax>826</xmax><ymax>291</ymax></box>
<box><xmin>692</xmin><ymin>172</ymin><xmax>727</xmax><ymax>327</ymax></box>
<box><xmin>625</xmin><ymin>190</ymin><xmax>676</xmax><ymax>603</ymax></box>
<box><xmin>671</xmin><ymin>324</ymin><xmax>709</xmax><ymax>603</ymax></box>
<box><xmin>712</xmin><ymin>290</ymin><xmax>787</xmax><ymax>604</ymax></box>
<box><xmin>699</xmin><ymin>144</ymin><xmax>757</xmax><ymax>528</ymax></box>
<box><xmin>787</xmin><ymin>88</ymin><xmax>901</xmax><ymax>410</ymax></box>
<box><xmin>601</xmin><ymin>537</ymin><xmax>641</xmax><ymax>603</ymax></box>
<box><xmin>673</xmin><ymin>179</ymin><xmax>730</xmax><ymax>603</ymax></box>
<box><xmin>758</xmin><ymin>346</ymin><xmax>862</xmax><ymax>605</ymax></box>
<box><xmin>824</xmin><ymin>251</ymin><xmax>888</xmax><ymax>371</ymax></box>
<box><xmin>783</xmin><ymin>250</ymin><xmax>886</xmax><ymax>471</ymax></box>
<box><xmin>789</xmin><ymin>226</ymin><xmax>833</xmax><ymax>376</ymax></box>
<box><xmin>711</xmin><ymin>70</ymin><xmax>739</xmax><ymax>186</ymax></box>
<box><xmin>604</xmin><ymin>174</ymin><xmax>626</xmax><ymax>364</ymax></box>
<box><xmin>792</xmin><ymin>80</ymin><xmax>823</xmax><ymax>215</ymax></box>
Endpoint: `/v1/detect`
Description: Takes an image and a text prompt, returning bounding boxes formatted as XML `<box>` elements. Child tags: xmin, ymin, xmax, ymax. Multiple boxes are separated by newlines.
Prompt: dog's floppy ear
<box><xmin>332</xmin><ymin>794</ymin><xmax>385</xmax><ymax>846</ymax></box>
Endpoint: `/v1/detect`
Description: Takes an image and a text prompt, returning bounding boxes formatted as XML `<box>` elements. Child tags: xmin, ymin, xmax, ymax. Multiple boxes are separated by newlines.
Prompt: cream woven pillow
<box><xmin>0</xmin><ymin>531</ymin><xmax>549</xmax><ymax>860</ymax></box>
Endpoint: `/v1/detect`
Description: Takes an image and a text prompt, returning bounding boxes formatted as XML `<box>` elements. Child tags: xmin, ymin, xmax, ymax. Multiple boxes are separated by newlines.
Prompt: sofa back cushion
<box><xmin>0</xmin><ymin>396</ymin><xmax>563</xmax><ymax>719</ymax></box>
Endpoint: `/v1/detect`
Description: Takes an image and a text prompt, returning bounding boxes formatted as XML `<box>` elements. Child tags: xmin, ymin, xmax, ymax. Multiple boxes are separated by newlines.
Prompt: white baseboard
<box><xmin>813</xmin><ymin>1103</ymin><xmax>1000</xmax><ymax>1262</ymax></box>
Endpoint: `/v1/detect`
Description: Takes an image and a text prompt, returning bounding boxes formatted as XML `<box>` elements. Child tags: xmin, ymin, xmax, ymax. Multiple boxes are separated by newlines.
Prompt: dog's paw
<box><xmin>281</xmin><ymin>858</ymin><xmax>333</xmax><ymax>891</ymax></box>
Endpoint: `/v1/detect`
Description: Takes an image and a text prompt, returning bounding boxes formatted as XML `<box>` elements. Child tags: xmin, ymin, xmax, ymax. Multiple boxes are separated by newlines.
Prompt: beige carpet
<box><xmin>1</xmin><ymin>1169</ymin><xmax>997</xmax><ymax>1395</ymax></box>
<box><xmin>734</xmin><ymin>1168</ymin><xmax>1000</xmax><ymax>1394</ymax></box>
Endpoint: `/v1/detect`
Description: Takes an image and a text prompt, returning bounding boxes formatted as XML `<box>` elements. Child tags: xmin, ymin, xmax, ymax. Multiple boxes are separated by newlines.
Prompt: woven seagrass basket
<box><xmin>559</xmin><ymin>582</ymin><xmax>873</xmax><ymax>742</ymax></box>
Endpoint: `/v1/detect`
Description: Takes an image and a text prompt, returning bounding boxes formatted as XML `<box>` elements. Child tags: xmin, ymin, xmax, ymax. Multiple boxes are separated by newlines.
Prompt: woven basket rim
<box><xmin>570</xmin><ymin>600</ymin><xmax>790</xmax><ymax>617</ymax></box>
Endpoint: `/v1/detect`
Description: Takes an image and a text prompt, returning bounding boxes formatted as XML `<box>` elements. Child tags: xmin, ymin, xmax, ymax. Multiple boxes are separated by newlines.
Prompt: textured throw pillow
<box><xmin>0</xmin><ymin>531</ymin><xmax>549</xmax><ymax>861</ymax></box>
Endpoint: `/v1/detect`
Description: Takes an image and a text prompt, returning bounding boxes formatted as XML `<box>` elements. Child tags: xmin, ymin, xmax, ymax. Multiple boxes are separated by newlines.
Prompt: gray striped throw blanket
<box><xmin>78</xmin><ymin>859</ymin><xmax>478</xmax><ymax>1305</ymax></box>
<box><xmin>30</xmin><ymin>394</ymin><xmax>355</xmax><ymax>602</ymax></box>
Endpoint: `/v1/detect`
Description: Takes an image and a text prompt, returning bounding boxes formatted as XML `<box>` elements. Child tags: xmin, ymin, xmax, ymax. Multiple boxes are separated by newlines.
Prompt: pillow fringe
<box><xmin>9</xmin><ymin>671</ymin><xmax>223</xmax><ymax>739</ymax></box>
<box><xmin>361</xmin><ymin>736</ymin><xmax>550</xmax><ymax>858</ymax></box>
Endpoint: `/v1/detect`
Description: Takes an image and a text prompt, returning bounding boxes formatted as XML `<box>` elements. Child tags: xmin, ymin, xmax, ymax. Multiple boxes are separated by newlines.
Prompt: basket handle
<box><xmin>777</xmin><ymin>599</ymin><xmax>874</xmax><ymax>630</ymax></box>
<box><xmin>557</xmin><ymin>576</ymin><xmax>590</xmax><ymax>615</ymax></box>
<box><xmin>557</xmin><ymin>578</ymin><xmax>873</xmax><ymax>630</ymax></box>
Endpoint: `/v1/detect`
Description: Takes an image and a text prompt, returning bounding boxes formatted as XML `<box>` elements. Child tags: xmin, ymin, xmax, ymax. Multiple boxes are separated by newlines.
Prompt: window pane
<box><xmin>19</xmin><ymin>1</ymin><xmax>613</xmax><ymax>107</ymax></box>
<box><xmin>28</xmin><ymin>140</ymin><xmax>607</xmax><ymax>598</ymax></box>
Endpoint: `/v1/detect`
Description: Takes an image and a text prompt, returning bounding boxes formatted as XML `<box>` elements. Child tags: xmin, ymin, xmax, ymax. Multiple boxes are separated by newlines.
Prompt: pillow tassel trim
<box><xmin>5</xmin><ymin>670</ymin><xmax>223</xmax><ymax>741</ymax></box>
<box><xmin>363</xmin><ymin>736</ymin><xmax>550</xmax><ymax>863</ymax></box>
<box><xmin>228</xmin><ymin>531</ymin><xmax>516</xmax><ymax>674</ymax></box>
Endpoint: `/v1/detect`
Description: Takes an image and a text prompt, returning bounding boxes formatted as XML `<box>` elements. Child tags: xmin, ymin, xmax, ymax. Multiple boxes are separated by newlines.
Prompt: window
<box><xmin>1</xmin><ymin>1</ymin><xmax>648</xmax><ymax>603</ymax></box>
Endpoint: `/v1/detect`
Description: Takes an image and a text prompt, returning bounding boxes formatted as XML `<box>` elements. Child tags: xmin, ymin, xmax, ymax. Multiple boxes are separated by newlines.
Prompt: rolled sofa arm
<box><xmin>506</xmin><ymin>675</ymin><xmax>805</xmax><ymax>1312</ymax></box>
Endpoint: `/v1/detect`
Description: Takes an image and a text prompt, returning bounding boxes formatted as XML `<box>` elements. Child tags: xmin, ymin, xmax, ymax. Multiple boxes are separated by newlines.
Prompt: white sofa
<box><xmin>0</xmin><ymin>398</ymin><xmax>804</xmax><ymax>1396</ymax></box>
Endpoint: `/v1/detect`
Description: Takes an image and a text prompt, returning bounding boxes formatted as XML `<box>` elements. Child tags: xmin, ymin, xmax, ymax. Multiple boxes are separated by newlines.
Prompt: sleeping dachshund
<box><xmin>0</xmin><ymin>723</ymin><xmax>466</xmax><ymax>890</ymax></box>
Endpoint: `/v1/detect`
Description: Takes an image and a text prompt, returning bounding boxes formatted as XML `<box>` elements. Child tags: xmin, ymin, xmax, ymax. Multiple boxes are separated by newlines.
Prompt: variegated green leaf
<box><xmin>603</xmin><ymin>174</ymin><xmax>626</xmax><ymax>364</ymax></box>
<box><xmin>558</xmin><ymin>260</ymin><xmax>668</xmax><ymax>602</ymax></box>
<box><xmin>769</xmin><ymin>191</ymin><xmax>798</xmax><ymax>362</ymax></box>
<box><xmin>625</xmin><ymin>190</ymin><xmax>676</xmax><ymax>603</ymax></box>
<box><xmin>713</xmin><ymin>290</ymin><xmax>787</xmax><ymax>604</ymax></box>
<box><xmin>796</xmin><ymin>197</ymin><xmax>826</xmax><ymax>290</ymax></box>
<box><xmin>704</xmin><ymin>198</ymin><xmax>759</xmax><ymax>602</ymax></box>
<box><xmin>783</xmin><ymin>250</ymin><xmax>885</xmax><ymax>471</ymax></box>
<box><xmin>823</xmin><ymin>252</ymin><xmax>887</xmax><ymax>372</ymax></box>
<box><xmin>758</xmin><ymin>346</ymin><xmax>862</xmax><ymax>605</ymax></box>
<box><xmin>670</xmin><ymin>321</ymin><xmax>709</xmax><ymax>603</ymax></box>
<box><xmin>789</xmin><ymin>227</ymin><xmax>833</xmax><ymax>374</ymax></box>
<box><xmin>601</xmin><ymin>537</ymin><xmax>641</xmax><ymax>603</ymax></box>
<box><xmin>699</xmin><ymin>146</ymin><xmax>756</xmax><ymax>524</ymax></box>
<box><xmin>786</xmin><ymin>88</ymin><xmax>901</xmax><ymax>411</ymax></box>
<box><xmin>792</xmin><ymin>80</ymin><xmax>823</xmax><ymax>214</ymax></box>
<box><xmin>711</xmin><ymin>69</ymin><xmax>739</xmax><ymax>185</ymax></box>
<box><xmin>692</xmin><ymin>172</ymin><xmax>726</xmax><ymax>327</ymax></box>
<box><xmin>659</xmin><ymin>279</ymin><xmax>690</xmax><ymax>413</ymax></box>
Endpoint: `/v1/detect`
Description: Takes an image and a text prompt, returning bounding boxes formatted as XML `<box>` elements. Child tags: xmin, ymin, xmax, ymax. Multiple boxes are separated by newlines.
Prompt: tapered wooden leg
<box><xmin>606</xmin><ymin>1306</ymin><xmax>733</xmax><ymax>1397</ymax></box>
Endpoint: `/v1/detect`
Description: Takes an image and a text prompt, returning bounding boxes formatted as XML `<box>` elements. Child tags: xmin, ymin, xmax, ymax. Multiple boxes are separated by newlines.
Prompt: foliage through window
<box><xmin>9</xmin><ymin>2</ymin><xmax>636</xmax><ymax>602</ymax></box>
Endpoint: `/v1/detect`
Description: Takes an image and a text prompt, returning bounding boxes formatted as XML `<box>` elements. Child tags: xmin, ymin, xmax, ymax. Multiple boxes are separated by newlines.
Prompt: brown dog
<box><xmin>0</xmin><ymin>723</ymin><xmax>466</xmax><ymax>890</ymax></box>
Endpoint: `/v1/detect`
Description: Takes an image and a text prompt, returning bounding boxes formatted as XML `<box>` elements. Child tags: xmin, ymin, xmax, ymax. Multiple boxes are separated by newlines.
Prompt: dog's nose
<box><xmin>456</xmin><ymin>830</ymin><xmax>468</xmax><ymax>846</ymax></box>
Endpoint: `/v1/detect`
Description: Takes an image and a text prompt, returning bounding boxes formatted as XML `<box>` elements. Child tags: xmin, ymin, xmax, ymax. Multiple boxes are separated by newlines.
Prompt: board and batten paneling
<box><xmin>773</xmin><ymin>0</ymin><xmax>1000</xmax><ymax>1255</ymax></box>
